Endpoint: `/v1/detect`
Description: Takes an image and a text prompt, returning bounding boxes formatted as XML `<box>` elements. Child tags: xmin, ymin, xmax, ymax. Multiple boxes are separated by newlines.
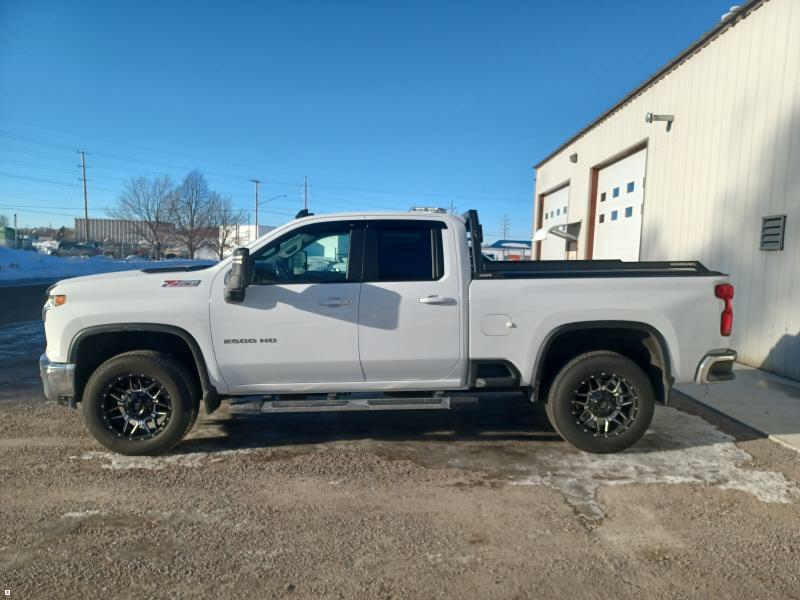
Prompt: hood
<box><xmin>51</xmin><ymin>262</ymin><xmax>218</xmax><ymax>291</ymax></box>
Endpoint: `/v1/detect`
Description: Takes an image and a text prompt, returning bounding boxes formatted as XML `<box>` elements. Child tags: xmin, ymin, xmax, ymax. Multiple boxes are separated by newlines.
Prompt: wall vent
<box><xmin>760</xmin><ymin>215</ymin><xmax>786</xmax><ymax>251</ymax></box>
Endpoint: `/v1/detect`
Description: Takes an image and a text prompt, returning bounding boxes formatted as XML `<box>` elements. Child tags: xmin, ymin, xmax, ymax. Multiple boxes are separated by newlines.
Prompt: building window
<box><xmin>625</xmin><ymin>206</ymin><xmax>633</xmax><ymax>218</ymax></box>
<box><xmin>611</xmin><ymin>210</ymin><xmax>618</xmax><ymax>221</ymax></box>
<box><xmin>563</xmin><ymin>206</ymin><xmax>567</xmax><ymax>214</ymax></box>
<box><xmin>556</xmin><ymin>208</ymin><xmax>560</xmax><ymax>216</ymax></box>
<box><xmin>627</xmin><ymin>181</ymin><xmax>635</xmax><ymax>193</ymax></box>
<box><xmin>544</xmin><ymin>213</ymin><xmax>548</xmax><ymax>220</ymax></box>
<box><xmin>600</xmin><ymin>192</ymin><xmax>606</xmax><ymax>202</ymax></box>
<box><xmin>598</xmin><ymin>214</ymin><xmax>605</xmax><ymax>224</ymax></box>
<box><xmin>612</xmin><ymin>187</ymin><xmax>620</xmax><ymax>198</ymax></box>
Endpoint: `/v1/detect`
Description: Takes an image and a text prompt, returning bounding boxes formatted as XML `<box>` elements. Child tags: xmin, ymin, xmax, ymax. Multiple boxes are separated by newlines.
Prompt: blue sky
<box><xmin>1</xmin><ymin>0</ymin><xmax>729</xmax><ymax>240</ymax></box>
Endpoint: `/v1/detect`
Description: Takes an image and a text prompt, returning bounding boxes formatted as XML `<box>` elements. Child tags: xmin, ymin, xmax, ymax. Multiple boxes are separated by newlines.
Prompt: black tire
<box><xmin>81</xmin><ymin>351</ymin><xmax>200</xmax><ymax>456</ymax></box>
<box><xmin>545</xmin><ymin>350</ymin><xmax>654</xmax><ymax>454</ymax></box>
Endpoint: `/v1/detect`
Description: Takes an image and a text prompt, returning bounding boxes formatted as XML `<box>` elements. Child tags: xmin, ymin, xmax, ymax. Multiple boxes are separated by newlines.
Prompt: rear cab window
<box><xmin>364</xmin><ymin>220</ymin><xmax>445</xmax><ymax>282</ymax></box>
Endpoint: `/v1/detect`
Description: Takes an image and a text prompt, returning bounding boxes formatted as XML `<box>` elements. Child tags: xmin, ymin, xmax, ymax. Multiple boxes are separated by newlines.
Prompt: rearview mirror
<box><xmin>224</xmin><ymin>247</ymin><xmax>252</xmax><ymax>303</ymax></box>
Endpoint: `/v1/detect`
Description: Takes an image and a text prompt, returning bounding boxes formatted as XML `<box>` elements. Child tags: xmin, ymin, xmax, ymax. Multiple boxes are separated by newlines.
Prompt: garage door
<box><xmin>593</xmin><ymin>148</ymin><xmax>647</xmax><ymax>261</ymax></box>
<box><xmin>540</xmin><ymin>185</ymin><xmax>569</xmax><ymax>260</ymax></box>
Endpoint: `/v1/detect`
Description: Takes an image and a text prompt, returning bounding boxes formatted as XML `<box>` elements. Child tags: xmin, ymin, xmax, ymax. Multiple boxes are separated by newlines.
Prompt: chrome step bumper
<box><xmin>39</xmin><ymin>354</ymin><xmax>76</xmax><ymax>405</ymax></box>
<box><xmin>694</xmin><ymin>349</ymin><xmax>737</xmax><ymax>384</ymax></box>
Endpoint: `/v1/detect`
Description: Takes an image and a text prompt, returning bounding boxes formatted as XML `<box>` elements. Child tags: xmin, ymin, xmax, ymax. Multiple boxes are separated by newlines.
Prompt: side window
<box><xmin>251</xmin><ymin>225</ymin><xmax>352</xmax><ymax>284</ymax></box>
<box><xmin>369</xmin><ymin>224</ymin><xmax>443</xmax><ymax>282</ymax></box>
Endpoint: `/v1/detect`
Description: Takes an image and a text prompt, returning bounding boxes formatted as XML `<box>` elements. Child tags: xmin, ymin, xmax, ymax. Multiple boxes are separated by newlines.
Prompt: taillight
<box><xmin>715</xmin><ymin>284</ymin><xmax>734</xmax><ymax>336</ymax></box>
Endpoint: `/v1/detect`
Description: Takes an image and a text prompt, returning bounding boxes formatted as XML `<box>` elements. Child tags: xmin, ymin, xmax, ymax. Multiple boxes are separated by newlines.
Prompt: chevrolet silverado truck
<box><xmin>40</xmin><ymin>210</ymin><xmax>737</xmax><ymax>456</ymax></box>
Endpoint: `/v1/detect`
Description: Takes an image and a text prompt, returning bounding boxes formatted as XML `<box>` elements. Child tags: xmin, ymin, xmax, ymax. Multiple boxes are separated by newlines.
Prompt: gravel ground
<box><xmin>1</xmin><ymin>319</ymin><xmax>800</xmax><ymax>599</ymax></box>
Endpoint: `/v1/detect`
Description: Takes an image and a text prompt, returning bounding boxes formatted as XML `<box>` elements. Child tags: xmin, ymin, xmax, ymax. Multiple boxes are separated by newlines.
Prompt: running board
<box><xmin>229</xmin><ymin>394</ymin><xmax>477</xmax><ymax>415</ymax></box>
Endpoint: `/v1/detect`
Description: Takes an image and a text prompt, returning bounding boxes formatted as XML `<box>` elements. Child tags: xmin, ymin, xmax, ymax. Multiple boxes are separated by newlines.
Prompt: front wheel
<box><xmin>545</xmin><ymin>351</ymin><xmax>655</xmax><ymax>453</ymax></box>
<box><xmin>81</xmin><ymin>351</ymin><xmax>199</xmax><ymax>456</ymax></box>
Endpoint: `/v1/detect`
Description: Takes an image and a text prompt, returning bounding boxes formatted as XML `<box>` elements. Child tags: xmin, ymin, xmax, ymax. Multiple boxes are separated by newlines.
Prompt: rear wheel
<box><xmin>545</xmin><ymin>351</ymin><xmax>654</xmax><ymax>453</ymax></box>
<box><xmin>81</xmin><ymin>351</ymin><xmax>199</xmax><ymax>456</ymax></box>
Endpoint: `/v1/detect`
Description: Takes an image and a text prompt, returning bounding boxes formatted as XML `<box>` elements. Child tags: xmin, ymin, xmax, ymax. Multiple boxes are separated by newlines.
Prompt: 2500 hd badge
<box><xmin>223</xmin><ymin>338</ymin><xmax>278</xmax><ymax>344</ymax></box>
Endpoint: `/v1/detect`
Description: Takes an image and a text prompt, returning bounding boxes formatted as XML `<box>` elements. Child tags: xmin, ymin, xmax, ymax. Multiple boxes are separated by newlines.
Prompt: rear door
<box><xmin>357</xmin><ymin>219</ymin><xmax>462</xmax><ymax>383</ymax></box>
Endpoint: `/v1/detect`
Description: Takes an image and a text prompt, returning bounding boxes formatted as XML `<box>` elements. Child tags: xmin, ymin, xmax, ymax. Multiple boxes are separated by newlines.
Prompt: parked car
<box><xmin>40</xmin><ymin>209</ymin><xmax>736</xmax><ymax>456</ymax></box>
<box><xmin>48</xmin><ymin>241</ymin><xmax>102</xmax><ymax>258</ymax></box>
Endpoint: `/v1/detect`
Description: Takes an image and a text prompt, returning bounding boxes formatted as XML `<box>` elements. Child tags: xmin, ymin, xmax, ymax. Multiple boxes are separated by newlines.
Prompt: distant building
<box><xmin>74</xmin><ymin>218</ymin><xmax>146</xmax><ymax>246</ymax></box>
<box><xmin>230</xmin><ymin>224</ymin><xmax>276</xmax><ymax>248</ymax></box>
<box><xmin>483</xmin><ymin>239</ymin><xmax>532</xmax><ymax>261</ymax></box>
<box><xmin>195</xmin><ymin>224</ymin><xmax>278</xmax><ymax>260</ymax></box>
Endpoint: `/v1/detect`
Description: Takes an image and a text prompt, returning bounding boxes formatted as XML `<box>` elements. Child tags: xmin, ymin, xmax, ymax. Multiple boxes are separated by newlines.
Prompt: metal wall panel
<box><xmin>533</xmin><ymin>0</ymin><xmax>800</xmax><ymax>380</ymax></box>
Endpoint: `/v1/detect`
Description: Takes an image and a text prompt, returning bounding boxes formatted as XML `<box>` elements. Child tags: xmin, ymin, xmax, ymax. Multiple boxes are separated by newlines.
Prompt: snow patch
<box><xmin>80</xmin><ymin>448</ymin><xmax>255</xmax><ymax>470</ymax></box>
<box><xmin>0</xmin><ymin>247</ymin><xmax>212</xmax><ymax>282</ymax></box>
<box><xmin>512</xmin><ymin>407</ymin><xmax>798</xmax><ymax>520</ymax></box>
<box><xmin>61</xmin><ymin>510</ymin><xmax>104</xmax><ymax>519</ymax></box>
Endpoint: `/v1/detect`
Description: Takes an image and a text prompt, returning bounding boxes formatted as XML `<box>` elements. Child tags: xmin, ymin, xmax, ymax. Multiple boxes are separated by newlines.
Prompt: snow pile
<box><xmin>0</xmin><ymin>247</ymin><xmax>215</xmax><ymax>282</ymax></box>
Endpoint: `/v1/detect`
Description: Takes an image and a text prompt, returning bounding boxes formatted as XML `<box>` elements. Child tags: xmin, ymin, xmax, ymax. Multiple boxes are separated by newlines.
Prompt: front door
<box><xmin>210</xmin><ymin>220</ymin><xmax>364</xmax><ymax>391</ymax></box>
<box><xmin>357</xmin><ymin>219</ymin><xmax>463</xmax><ymax>383</ymax></box>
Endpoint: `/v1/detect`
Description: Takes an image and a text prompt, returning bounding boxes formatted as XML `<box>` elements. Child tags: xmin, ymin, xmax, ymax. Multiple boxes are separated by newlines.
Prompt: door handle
<box><xmin>319</xmin><ymin>297</ymin><xmax>353</xmax><ymax>307</ymax></box>
<box><xmin>419</xmin><ymin>295</ymin><xmax>456</xmax><ymax>305</ymax></box>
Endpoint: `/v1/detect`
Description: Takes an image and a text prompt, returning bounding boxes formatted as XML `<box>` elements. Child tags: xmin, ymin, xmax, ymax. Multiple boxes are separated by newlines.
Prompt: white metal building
<box><xmin>532</xmin><ymin>0</ymin><xmax>799</xmax><ymax>380</ymax></box>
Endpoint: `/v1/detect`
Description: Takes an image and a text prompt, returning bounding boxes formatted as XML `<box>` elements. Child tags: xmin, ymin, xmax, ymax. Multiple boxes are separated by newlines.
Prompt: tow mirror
<box><xmin>224</xmin><ymin>247</ymin><xmax>252</xmax><ymax>303</ymax></box>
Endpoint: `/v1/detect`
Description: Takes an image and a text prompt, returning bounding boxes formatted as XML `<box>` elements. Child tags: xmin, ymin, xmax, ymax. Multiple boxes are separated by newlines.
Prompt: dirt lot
<box><xmin>1</xmin><ymin>316</ymin><xmax>800</xmax><ymax>599</ymax></box>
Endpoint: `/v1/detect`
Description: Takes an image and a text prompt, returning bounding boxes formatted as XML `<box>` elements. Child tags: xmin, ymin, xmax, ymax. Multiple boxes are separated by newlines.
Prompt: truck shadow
<box><xmin>178</xmin><ymin>392</ymin><xmax>766</xmax><ymax>455</ymax></box>
<box><xmin>181</xmin><ymin>394</ymin><xmax>561</xmax><ymax>451</ymax></box>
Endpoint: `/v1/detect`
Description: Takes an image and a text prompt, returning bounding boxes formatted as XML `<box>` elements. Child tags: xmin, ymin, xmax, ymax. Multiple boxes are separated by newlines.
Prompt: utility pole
<box><xmin>449</xmin><ymin>200</ymin><xmax>456</xmax><ymax>215</ymax></box>
<box><xmin>500</xmin><ymin>214</ymin><xmax>510</xmax><ymax>260</ymax></box>
<box><xmin>250</xmin><ymin>178</ymin><xmax>261</xmax><ymax>233</ymax></box>
<box><xmin>78</xmin><ymin>150</ymin><xmax>89</xmax><ymax>241</ymax></box>
<box><xmin>303</xmin><ymin>176</ymin><xmax>309</xmax><ymax>210</ymax></box>
<box><xmin>13</xmin><ymin>213</ymin><xmax>17</xmax><ymax>249</ymax></box>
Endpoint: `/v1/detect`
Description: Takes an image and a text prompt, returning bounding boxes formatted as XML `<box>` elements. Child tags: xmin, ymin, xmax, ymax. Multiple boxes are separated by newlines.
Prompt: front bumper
<box><xmin>694</xmin><ymin>349</ymin><xmax>737</xmax><ymax>384</ymax></box>
<box><xmin>39</xmin><ymin>353</ymin><xmax>76</xmax><ymax>405</ymax></box>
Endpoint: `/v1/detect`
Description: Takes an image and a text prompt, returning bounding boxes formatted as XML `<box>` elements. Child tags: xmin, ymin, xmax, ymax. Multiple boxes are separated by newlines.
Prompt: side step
<box><xmin>229</xmin><ymin>394</ymin><xmax>478</xmax><ymax>415</ymax></box>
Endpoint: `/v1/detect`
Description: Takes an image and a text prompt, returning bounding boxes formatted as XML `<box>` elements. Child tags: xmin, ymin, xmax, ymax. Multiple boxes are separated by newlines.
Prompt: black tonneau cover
<box><xmin>478</xmin><ymin>259</ymin><xmax>724</xmax><ymax>279</ymax></box>
<box><xmin>462</xmin><ymin>209</ymin><xmax>724</xmax><ymax>279</ymax></box>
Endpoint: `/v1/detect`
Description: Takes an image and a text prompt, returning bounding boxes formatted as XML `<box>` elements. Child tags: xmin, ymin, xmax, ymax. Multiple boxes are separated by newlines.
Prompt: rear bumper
<box><xmin>694</xmin><ymin>349</ymin><xmax>737</xmax><ymax>384</ymax></box>
<box><xmin>39</xmin><ymin>353</ymin><xmax>76</xmax><ymax>404</ymax></box>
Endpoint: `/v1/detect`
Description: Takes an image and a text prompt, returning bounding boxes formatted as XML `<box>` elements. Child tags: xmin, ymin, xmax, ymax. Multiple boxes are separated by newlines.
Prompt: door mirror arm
<box><xmin>224</xmin><ymin>247</ymin><xmax>252</xmax><ymax>303</ymax></box>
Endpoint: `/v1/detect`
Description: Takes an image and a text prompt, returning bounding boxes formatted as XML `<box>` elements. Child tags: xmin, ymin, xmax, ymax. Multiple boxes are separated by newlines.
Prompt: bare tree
<box><xmin>173</xmin><ymin>170</ymin><xmax>216</xmax><ymax>259</ymax></box>
<box><xmin>207</xmin><ymin>193</ymin><xmax>243</xmax><ymax>260</ymax></box>
<box><xmin>112</xmin><ymin>175</ymin><xmax>175</xmax><ymax>259</ymax></box>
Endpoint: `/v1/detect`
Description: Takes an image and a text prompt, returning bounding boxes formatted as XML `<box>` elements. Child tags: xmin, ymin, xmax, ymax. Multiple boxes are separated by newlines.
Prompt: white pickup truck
<box><xmin>40</xmin><ymin>210</ymin><xmax>737</xmax><ymax>456</ymax></box>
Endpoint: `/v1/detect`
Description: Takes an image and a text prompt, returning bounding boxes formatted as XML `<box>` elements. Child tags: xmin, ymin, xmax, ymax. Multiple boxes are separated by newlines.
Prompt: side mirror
<box><xmin>224</xmin><ymin>247</ymin><xmax>252</xmax><ymax>303</ymax></box>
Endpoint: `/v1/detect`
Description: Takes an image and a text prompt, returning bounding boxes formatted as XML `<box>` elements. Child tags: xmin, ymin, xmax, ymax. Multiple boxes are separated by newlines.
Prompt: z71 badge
<box><xmin>162</xmin><ymin>280</ymin><xmax>201</xmax><ymax>287</ymax></box>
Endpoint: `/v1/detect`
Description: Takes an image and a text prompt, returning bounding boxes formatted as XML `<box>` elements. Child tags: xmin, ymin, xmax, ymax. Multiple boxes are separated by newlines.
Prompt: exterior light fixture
<box><xmin>645</xmin><ymin>112</ymin><xmax>674</xmax><ymax>131</ymax></box>
<box><xmin>569</xmin><ymin>153</ymin><xmax>578</xmax><ymax>163</ymax></box>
